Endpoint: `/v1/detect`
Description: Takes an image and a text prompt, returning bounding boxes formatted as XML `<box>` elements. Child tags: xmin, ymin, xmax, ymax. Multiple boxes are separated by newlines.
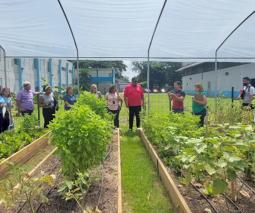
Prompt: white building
<box><xmin>0</xmin><ymin>50</ymin><xmax>74</xmax><ymax>94</ymax></box>
<box><xmin>177</xmin><ymin>62</ymin><xmax>255</xmax><ymax>97</ymax></box>
<box><xmin>89</xmin><ymin>68</ymin><xmax>116</xmax><ymax>94</ymax></box>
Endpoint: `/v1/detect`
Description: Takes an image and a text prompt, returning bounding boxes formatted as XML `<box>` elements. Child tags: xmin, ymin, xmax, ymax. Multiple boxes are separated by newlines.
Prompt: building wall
<box><xmin>0</xmin><ymin>54</ymin><xmax>73</xmax><ymax>94</ymax></box>
<box><xmin>182</xmin><ymin>63</ymin><xmax>255</xmax><ymax>97</ymax></box>
<box><xmin>89</xmin><ymin>68</ymin><xmax>114</xmax><ymax>94</ymax></box>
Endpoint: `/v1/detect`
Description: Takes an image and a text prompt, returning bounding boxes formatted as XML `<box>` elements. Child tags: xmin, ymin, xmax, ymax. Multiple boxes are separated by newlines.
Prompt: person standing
<box><xmin>40</xmin><ymin>86</ymin><xmax>57</xmax><ymax>128</ymax></box>
<box><xmin>192</xmin><ymin>84</ymin><xmax>207</xmax><ymax>126</ymax></box>
<box><xmin>240</xmin><ymin>77</ymin><xmax>255</xmax><ymax>108</ymax></box>
<box><xmin>0</xmin><ymin>88</ymin><xmax>13</xmax><ymax>132</ymax></box>
<box><xmin>124</xmin><ymin>78</ymin><xmax>144</xmax><ymax>131</ymax></box>
<box><xmin>63</xmin><ymin>87</ymin><xmax>76</xmax><ymax>110</ymax></box>
<box><xmin>90</xmin><ymin>84</ymin><xmax>102</xmax><ymax>99</ymax></box>
<box><xmin>16</xmin><ymin>81</ymin><xmax>37</xmax><ymax>115</ymax></box>
<box><xmin>105</xmin><ymin>85</ymin><xmax>122</xmax><ymax>128</ymax></box>
<box><xmin>168</xmin><ymin>81</ymin><xmax>185</xmax><ymax>113</ymax></box>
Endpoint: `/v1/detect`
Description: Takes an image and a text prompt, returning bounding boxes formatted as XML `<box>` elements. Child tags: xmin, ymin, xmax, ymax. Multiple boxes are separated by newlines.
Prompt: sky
<box><xmin>122</xmin><ymin>60</ymin><xmax>137</xmax><ymax>81</ymax></box>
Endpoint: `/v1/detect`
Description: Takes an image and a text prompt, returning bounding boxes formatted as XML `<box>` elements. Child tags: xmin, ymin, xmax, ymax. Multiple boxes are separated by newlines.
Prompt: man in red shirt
<box><xmin>124</xmin><ymin>78</ymin><xmax>144</xmax><ymax>131</ymax></box>
<box><xmin>168</xmin><ymin>81</ymin><xmax>185</xmax><ymax>113</ymax></box>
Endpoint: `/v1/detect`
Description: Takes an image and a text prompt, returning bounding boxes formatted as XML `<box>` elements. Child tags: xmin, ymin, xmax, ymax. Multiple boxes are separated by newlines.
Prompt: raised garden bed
<box><xmin>0</xmin><ymin>132</ymin><xmax>50</xmax><ymax>175</ymax></box>
<box><xmin>139</xmin><ymin>128</ymin><xmax>255</xmax><ymax>213</ymax></box>
<box><xmin>35</xmin><ymin>130</ymin><xmax>121</xmax><ymax>213</ymax></box>
<box><xmin>0</xmin><ymin>130</ymin><xmax>121</xmax><ymax>213</ymax></box>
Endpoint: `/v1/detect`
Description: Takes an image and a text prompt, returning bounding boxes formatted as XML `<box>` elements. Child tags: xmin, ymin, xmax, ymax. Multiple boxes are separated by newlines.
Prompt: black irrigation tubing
<box><xmin>237</xmin><ymin>176</ymin><xmax>255</xmax><ymax>196</ymax></box>
<box><xmin>179</xmin><ymin>171</ymin><xmax>219</xmax><ymax>213</ymax></box>
<box><xmin>15</xmin><ymin>163</ymin><xmax>59</xmax><ymax>213</ymax></box>
<box><xmin>223</xmin><ymin>194</ymin><xmax>244</xmax><ymax>213</ymax></box>
<box><xmin>35</xmin><ymin>168</ymin><xmax>61</xmax><ymax>213</ymax></box>
<box><xmin>190</xmin><ymin>182</ymin><xmax>219</xmax><ymax>213</ymax></box>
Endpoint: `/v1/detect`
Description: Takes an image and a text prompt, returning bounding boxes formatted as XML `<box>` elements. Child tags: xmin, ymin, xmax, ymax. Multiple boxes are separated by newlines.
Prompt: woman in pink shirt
<box><xmin>105</xmin><ymin>85</ymin><xmax>122</xmax><ymax>128</ymax></box>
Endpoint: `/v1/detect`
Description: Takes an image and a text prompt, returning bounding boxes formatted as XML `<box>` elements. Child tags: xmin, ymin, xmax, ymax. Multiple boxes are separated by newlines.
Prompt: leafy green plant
<box><xmin>58</xmin><ymin>171</ymin><xmax>92</xmax><ymax>212</ymax></box>
<box><xmin>50</xmin><ymin>105</ymin><xmax>111</xmax><ymax>180</ymax></box>
<box><xmin>208</xmin><ymin>98</ymin><xmax>253</xmax><ymax>125</ymax></box>
<box><xmin>0</xmin><ymin>115</ymin><xmax>45</xmax><ymax>160</ymax></box>
<box><xmin>76</xmin><ymin>92</ymin><xmax>109</xmax><ymax>119</ymax></box>
<box><xmin>143</xmin><ymin>112</ymin><xmax>255</xmax><ymax>196</ymax></box>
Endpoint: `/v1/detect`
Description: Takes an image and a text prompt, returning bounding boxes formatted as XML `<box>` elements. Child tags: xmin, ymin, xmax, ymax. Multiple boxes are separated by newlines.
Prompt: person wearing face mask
<box><xmin>192</xmin><ymin>83</ymin><xmax>207</xmax><ymax>126</ymax></box>
<box><xmin>240</xmin><ymin>77</ymin><xmax>255</xmax><ymax>109</ymax></box>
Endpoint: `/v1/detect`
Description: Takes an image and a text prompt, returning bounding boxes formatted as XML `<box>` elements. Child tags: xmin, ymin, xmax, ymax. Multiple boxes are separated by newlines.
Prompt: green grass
<box><xmin>119</xmin><ymin>100</ymin><xmax>173</xmax><ymax>213</ymax></box>
<box><xmin>121</xmin><ymin>132</ymin><xmax>173</xmax><ymax>213</ymax></box>
<box><xmin>144</xmin><ymin>93</ymin><xmax>239</xmax><ymax>114</ymax></box>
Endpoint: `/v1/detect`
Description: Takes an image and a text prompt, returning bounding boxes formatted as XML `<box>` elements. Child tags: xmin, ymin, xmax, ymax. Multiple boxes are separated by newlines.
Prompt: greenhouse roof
<box><xmin>1</xmin><ymin>0</ymin><xmax>255</xmax><ymax>61</ymax></box>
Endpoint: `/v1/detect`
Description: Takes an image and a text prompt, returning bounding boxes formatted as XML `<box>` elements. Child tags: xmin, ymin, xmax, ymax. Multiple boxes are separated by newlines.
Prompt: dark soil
<box><xmin>0</xmin><ymin>132</ymin><xmax>119</xmax><ymax>213</ymax></box>
<box><xmin>79</xmin><ymin>132</ymin><xmax>119</xmax><ymax>213</ymax></box>
<box><xmin>162</xmin><ymin>153</ymin><xmax>255</xmax><ymax>213</ymax></box>
<box><xmin>37</xmin><ymin>131</ymin><xmax>119</xmax><ymax>213</ymax></box>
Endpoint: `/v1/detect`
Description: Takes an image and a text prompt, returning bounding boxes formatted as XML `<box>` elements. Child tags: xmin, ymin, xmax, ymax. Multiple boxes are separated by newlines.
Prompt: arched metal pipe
<box><xmin>0</xmin><ymin>45</ymin><xmax>7</xmax><ymax>88</ymax></box>
<box><xmin>57</xmin><ymin>0</ymin><xmax>80</xmax><ymax>93</ymax></box>
<box><xmin>147</xmin><ymin>0</ymin><xmax>168</xmax><ymax>114</ymax></box>
<box><xmin>215</xmin><ymin>11</ymin><xmax>255</xmax><ymax>109</ymax></box>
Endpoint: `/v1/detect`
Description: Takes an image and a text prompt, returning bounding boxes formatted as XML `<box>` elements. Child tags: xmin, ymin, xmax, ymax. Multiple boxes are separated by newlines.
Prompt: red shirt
<box><xmin>171</xmin><ymin>89</ymin><xmax>185</xmax><ymax>110</ymax></box>
<box><xmin>124</xmin><ymin>83</ymin><xmax>144</xmax><ymax>106</ymax></box>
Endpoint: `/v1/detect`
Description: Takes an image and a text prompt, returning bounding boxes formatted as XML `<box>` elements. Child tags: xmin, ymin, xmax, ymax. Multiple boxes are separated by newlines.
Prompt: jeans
<box><xmin>108</xmin><ymin>109</ymin><xmax>120</xmax><ymax>128</ymax></box>
<box><xmin>129</xmin><ymin>106</ymin><xmax>141</xmax><ymax>130</ymax></box>
<box><xmin>173</xmin><ymin>108</ymin><xmax>184</xmax><ymax>113</ymax></box>
<box><xmin>43</xmin><ymin>107</ymin><xmax>55</xmax><ymax>128</ymax></box>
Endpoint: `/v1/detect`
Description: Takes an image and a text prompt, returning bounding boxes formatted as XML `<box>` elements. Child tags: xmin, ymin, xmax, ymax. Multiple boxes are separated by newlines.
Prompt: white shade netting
<box><xmin>0</xmin><ymin>0</ymin><xmax>255</xmax><ymax>61</ymax></box>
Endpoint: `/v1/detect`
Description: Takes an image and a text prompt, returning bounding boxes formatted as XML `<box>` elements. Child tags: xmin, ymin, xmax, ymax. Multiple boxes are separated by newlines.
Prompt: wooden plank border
<box><xmin>117</xmin><ymin>128</ymin><xmax>122</xmax><ymax>213</ymax></box>
<box><xmin>0</xmin><ymin>132</ymin><xmax>50</xmax><ymax>175</ymax></box>
<box><xmin>138</xmin><ymin>128</ymin><xmax>192</xmax><ymax>213</ymax></box>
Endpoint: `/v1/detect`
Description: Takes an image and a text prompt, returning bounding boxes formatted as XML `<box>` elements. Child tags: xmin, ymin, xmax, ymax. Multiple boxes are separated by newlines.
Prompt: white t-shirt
<box><xmin>106</xmin><ymin>92</ymin><xmax>119</xmax><ymax>111</ymax></box>
<box><xmin>42</xmin><ymin>93</ymin><xmax>54</xmax><ymax>108</ymax></box>
<box><xmin>243</xmin><ymin>85</ymin><xmax>255</xmax><ymax>104</ymax></box>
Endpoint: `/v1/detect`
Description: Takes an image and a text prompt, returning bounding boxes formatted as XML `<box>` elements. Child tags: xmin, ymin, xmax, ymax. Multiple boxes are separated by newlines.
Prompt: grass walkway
<box><xmin>121</xmin><ymin>131</ymin><xmax>173</xmax><ymax>212</ymax></box>
<box><xmin>119</xmin><ymin>104</ymin><xmax>173</xmax><ymax>212</ymax></box>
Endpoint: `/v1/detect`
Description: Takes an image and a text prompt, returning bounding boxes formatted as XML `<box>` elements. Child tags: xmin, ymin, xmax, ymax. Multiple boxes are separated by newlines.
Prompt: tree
<box><xmin>132</xmin><ymin>62</ymin><xmax>182</xmax><ymax>89</ymax></box>
<box><xmin>71</xmin><ymin>60</ymin><xmax>127</xmax><ymax>89</ymax></box>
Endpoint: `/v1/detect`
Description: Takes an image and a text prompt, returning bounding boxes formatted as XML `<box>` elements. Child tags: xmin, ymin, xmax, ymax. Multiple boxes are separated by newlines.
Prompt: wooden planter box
<box><xmin>0</xmin><ymin>132</ymin><xmax>50</xmax><ymax>175</ymax></box>
<box><xmin>138</xmin><ymin>128</ymin><xmax>192</xmax><ymax>213</ymax></box>
<box><xmin>117</xmin><ymin>128</ymin><xmax>122</xmax><ymax>213</ymax></box>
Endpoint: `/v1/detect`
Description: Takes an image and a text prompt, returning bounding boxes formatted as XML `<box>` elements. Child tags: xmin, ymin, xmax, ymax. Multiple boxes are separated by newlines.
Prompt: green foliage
<box><xmin>49</xmin><ymin>105</ymin><xmax>111</xmax><ymax>180</ymax></box>
<box><xmin>19</xmin><ymin>114</ymin><xmax>38</xmax><ymax>134</ymax></box>
<box><xmin>0</xmin><ymin>115</ymin><xmax>45</xmax><ymax>160</ymax></box>
<box><xmin>72</xmin><ymin>60</ymin><xmax>127</xmax><ymax>89</ymax></box>
<box><xmin>58</xmin><ymin>171</ymin><xmax>93</xmax><ymax>212</ymax></box>
<box><xmin>208</xmin><ymin>98</ymin><xmax>253</xmax><ymax>125</ymax></box>
<box><xmin>132</xmin><ymin>62</ymin><xmax>182</xmax><ymax>89</ymax></box>
<box><xmin>143</xmin><ymin>112</ymin><xmax>255</xmax><ymax>196</ymax></box>
<box><xmin>76</xmin><ymin>92</ymin><xmax>109</xmax><ymax>120</ymax></box>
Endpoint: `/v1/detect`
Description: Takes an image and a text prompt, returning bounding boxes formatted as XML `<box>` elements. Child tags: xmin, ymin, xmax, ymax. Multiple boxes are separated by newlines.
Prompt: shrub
<box><xmin>50</xmin><ymin>105</ymin><xmax>111</xmax><ymax>180</ymax></box>
<box><xmin>76</xmin><ymin>92</ymin><xmax>109</xmax><ymax>119</ymax></box>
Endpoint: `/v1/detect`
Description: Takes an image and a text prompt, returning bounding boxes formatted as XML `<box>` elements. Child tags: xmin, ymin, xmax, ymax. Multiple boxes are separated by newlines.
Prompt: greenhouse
<box><xmin>1</xmin><ymin>0</ymin><xmax>255</xmax><ymax>212</ymax></box>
